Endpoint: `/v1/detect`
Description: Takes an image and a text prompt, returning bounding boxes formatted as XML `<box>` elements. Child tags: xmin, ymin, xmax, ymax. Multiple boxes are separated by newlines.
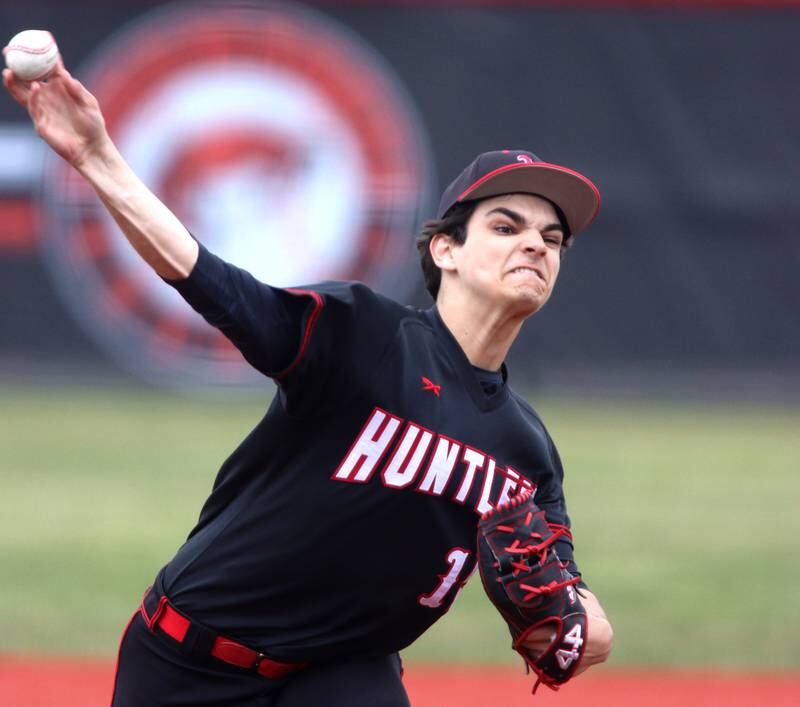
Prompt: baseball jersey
<box><xmin>158</xmin><ymin>243</ymin><xmax>581</xmax><ymax>663</ymax></box>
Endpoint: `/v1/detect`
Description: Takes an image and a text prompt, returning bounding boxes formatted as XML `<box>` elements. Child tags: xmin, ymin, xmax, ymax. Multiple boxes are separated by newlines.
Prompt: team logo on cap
<box><xmin>516</xmin><ymin>154</ymin><xmax>535</xmax><ymax>164</ymax></box>
<box><xmin>40</xmin><ymin>3</ymin><xmax>430</xmax><ymax>388</ymax></box>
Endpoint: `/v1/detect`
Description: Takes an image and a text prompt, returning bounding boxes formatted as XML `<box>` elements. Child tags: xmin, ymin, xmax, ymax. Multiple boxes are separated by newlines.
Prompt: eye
<box><xmin>493</xmin><ymin>222</ymin><xmax>515</xmax><ymax>235</ymax></box>
<box><xmin>544</xmin><ymin>233</ymin><xmax>564</xmax><ymax>247</ymax></box>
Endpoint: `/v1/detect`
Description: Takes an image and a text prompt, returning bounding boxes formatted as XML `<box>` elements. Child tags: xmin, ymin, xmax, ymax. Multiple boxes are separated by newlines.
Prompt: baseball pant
<box><xmin>110</xmin><ymin>609</ymin><xmax>410</xmax><ymax>706</ymax></box>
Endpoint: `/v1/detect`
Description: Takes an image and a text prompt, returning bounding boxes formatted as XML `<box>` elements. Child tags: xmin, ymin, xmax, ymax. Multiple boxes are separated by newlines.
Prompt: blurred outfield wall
<box><xmin>0</xmin><ymin>0</ymin><xmax>798</xmax><ymax>396</ymax></box>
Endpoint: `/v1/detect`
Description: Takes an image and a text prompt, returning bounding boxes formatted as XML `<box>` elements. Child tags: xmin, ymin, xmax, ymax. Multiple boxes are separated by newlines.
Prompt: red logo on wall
<box><xmin>40</xmin><ymin>3</ymin><xmax>430</xmax><ymax>388</ymax></box>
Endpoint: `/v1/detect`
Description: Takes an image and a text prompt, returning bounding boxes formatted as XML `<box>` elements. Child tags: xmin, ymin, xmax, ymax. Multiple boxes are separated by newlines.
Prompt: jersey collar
<box><xmin>424</xmin><ymin>306</ymin><xmax>510</xmax><ymax>412</ymax></box>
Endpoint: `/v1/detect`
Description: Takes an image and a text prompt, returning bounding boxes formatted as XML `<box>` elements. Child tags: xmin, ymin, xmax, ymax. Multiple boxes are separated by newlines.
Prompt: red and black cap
<box><xmin>437</xmin><ymin>150</ymin><xmax>601</xmax><ymax>236</ymax></box>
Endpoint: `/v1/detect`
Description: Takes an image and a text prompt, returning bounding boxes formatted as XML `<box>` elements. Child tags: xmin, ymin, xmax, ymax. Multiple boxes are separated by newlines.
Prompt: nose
<box><xmin>520</xmin><ymin>230</ymin><xmax>547</xmax><ymax>256</ymax></box>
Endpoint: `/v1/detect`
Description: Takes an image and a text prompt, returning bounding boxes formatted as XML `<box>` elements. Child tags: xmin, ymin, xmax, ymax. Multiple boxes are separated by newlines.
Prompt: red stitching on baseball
<box><xmin>5</xmin><ymin>33</ymin><xmax>55</xmax><ymax>55</ymax></box>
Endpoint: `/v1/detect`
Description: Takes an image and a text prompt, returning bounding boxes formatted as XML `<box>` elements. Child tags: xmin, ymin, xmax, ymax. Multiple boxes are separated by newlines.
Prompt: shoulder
<box><xmin>507</xmin><ymin>386</ymin><xmax>563</xmax><ymax>465</ymax></box>
<box><xmin>508</xmin><ymin>387</ymin><xmax>545</xmax><ymax>427</ymax></box>
<box><xmin>292</xmin><ymin>280</ymin><xmax>422</xmax><ymax>358</ymax></box>
<box><xmin>299</xmin><ymin>280</ymin><xmax>413</xmax><ymax>318</ymax></box>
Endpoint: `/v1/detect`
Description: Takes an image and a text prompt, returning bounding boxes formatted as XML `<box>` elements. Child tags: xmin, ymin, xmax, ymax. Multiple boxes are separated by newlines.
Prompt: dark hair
<box><xmin>416</xmin><ymin>201</ymin><xmax>477</xmax><ymax>300</ymax></box>
<box><xmin>416</xmin><ymin>197</ymin><xmax>574</xmax><ymax>300</ymax></box>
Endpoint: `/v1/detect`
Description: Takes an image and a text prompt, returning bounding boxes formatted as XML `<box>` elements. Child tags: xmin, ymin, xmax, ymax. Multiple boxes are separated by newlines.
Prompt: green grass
<box><xmin>1</xmin><ymin>385</ymin><xmax>798</xmax><ymax>667</ymax></box>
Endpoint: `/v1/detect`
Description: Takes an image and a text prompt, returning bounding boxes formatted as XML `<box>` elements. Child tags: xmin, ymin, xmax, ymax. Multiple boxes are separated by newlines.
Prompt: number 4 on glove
<box><xmin>477</xmin><ymin>491</ymin><xmax>587</xmax><ymax>693</ymax></box>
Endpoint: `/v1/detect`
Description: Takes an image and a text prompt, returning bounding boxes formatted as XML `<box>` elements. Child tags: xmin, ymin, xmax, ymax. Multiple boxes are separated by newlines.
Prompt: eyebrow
<box><xmin>485</xmin><ymin>207</ymin><xmax>564</xmax><ymax>233</ymax></box>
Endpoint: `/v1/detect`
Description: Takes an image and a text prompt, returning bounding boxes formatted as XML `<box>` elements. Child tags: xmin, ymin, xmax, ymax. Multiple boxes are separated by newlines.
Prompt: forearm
<box><xmin>4</xmin><ymin>60</ymin><xmax>197</xmax><ymax>279</ymax></box>
<box><xmin>520</xmin><ymin>587</ymin><xmax>613</xmax><ymax>677</ymax></box>
<box><xmin>76</xmin><ymin>136</ymin><xmax>198</xmax><ymax>280</ymax></box>
<box><xmin>573</xmin><ymin>588</ymin><xmax>613</xmax><ymax>676</ymax></box>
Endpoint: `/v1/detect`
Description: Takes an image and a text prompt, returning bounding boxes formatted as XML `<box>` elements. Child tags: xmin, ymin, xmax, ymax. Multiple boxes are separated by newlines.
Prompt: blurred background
<box><xmin>1</xmin><ymin>1</ymin><xmax>798</xmax><ymax>705</ymax></box>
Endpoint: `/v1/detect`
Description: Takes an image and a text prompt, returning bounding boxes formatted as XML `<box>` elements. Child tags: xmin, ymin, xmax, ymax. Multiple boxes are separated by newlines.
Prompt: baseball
<box><xmin>3</xmin><ymin>30</ymin><xmax>60</xmax><ymax>81</ymax></box>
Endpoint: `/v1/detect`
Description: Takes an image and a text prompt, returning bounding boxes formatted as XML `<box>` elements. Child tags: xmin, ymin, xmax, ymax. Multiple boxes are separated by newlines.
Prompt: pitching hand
<box><xmin>3</xmin><ymin>59</ymin><xmax>109</xmax><ymax>169</ymax></box>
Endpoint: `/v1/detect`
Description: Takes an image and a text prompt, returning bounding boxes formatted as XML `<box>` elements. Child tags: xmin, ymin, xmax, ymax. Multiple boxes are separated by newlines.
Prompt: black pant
<box><xmin>111</xmin><ymin>610</ymin><xmax>410</xmax><ymax>706</ymax></box>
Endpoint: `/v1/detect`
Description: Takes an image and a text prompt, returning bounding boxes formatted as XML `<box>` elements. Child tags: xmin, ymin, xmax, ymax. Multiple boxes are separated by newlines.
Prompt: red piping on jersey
<box><xmin>108</xmin><ymin>608</ymin><xmax>141</xmax><ymax>707</ymax></box>
<box><xmin>274</xmin><ymin>289</ymin><xmax>324</xmax><ymax>382</ymax></box>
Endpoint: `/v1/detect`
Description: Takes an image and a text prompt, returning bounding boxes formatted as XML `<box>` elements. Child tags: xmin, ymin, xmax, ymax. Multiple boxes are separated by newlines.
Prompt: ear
<box><xmin>429</xmin><ymin>233</ymin><xmax>458</xmax><ymax>272</ymax></box>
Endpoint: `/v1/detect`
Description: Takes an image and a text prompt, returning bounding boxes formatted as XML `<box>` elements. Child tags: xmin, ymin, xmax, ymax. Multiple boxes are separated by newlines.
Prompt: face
<box><xmin>436</xmin><ymin>193</ymin><xmax>565</xmax><ymax>316</ymax></box>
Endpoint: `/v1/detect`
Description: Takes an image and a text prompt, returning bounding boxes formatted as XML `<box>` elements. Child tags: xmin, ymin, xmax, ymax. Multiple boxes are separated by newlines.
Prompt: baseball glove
<box><xmin>477</xmin><ymin>491</ymin><xmax>587</xmax><ymax>693</ymax></box>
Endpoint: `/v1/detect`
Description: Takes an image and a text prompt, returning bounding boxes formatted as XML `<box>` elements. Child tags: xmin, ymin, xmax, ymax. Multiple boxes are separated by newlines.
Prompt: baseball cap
<box><xmin>437</xmin><ymin>150</ymin><xmax>601</xmax><ymax>236</ymax></box>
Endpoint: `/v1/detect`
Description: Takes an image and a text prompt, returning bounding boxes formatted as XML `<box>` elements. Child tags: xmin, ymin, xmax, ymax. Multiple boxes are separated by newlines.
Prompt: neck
<box><xmin>436</xmin><ymin>290</ymin><xmax>526</xmax><ymax>370</ymax></box>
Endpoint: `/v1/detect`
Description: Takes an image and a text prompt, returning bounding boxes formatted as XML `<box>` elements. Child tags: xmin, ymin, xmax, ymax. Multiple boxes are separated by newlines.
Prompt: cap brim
<box><xmin>458</xmin><ymin>162</ymin><xmax>601</xmax><ymax>235</ymax></box>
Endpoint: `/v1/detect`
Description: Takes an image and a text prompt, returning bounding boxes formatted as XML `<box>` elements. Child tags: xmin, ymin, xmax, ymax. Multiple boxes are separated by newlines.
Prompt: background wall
<box><xmin>1</xmin><ymin>0</ymin><xmax>798</xmax><ymax>396</ymax></box>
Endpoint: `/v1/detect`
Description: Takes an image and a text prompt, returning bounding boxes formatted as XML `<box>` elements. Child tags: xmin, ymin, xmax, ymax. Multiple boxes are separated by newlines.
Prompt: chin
<box><xmin>507</xmin><ymin>289</ymin><xmax>549</xmax><ymax>318</ymax></box>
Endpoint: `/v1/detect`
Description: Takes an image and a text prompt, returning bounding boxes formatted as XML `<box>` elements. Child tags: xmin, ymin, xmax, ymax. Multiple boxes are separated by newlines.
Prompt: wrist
<box><xmin>74</xmin><ymin>132</ymin><xmax>118</xmax><ymax>180</ymax></box>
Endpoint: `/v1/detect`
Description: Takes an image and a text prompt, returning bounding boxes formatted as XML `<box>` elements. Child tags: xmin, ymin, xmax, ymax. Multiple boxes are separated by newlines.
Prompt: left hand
<box><xmin>522</xmin><ymin>588</ymin><xmax>613</xmax><ymax>676</ymax></box>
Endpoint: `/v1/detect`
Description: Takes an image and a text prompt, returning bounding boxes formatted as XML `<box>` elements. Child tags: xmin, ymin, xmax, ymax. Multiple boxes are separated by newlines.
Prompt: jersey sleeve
<box><xmin>165</xmin><ymin>242</ymin><xmax>403</xmax><ymax>413</ymax></box>
<box><xmin>535</xmin><ymin>432</ymin><xmax>586</xmax><ymax>589</ymax></box>
<box><xmin>271</xmin><ymin>279</ymin><xmax>406</xmax><ymax>415</ymax></box>
<box><xmin>165</xmin><ymin>242</ymin><xmax>314</xmax><ymax>377</ymax></box>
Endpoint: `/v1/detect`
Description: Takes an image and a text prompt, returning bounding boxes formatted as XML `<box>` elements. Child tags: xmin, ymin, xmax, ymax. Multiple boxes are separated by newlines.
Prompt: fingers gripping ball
<box><xmin>477</xmin><ymin>492</ymin><xmax>587</xmax><ymax>693</ymax></box>
<box><xmin>3</xmin><ymin>30</ymin><xmax>60</xmax><ymax>82</ymax></box>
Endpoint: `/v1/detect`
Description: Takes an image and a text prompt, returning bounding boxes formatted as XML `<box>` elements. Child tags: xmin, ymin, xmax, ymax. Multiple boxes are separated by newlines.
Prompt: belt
<box><xmin>140</xmin><ymin>587</ymin><xmax>307</xmax><ymax>680</ymax></box>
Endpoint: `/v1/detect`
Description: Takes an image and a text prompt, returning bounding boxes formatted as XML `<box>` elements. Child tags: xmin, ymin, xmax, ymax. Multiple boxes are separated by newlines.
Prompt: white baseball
<box><xmin>3</xmin><ymin>30</ymin><xmax>60</xmax><ymax>81</ymax></box>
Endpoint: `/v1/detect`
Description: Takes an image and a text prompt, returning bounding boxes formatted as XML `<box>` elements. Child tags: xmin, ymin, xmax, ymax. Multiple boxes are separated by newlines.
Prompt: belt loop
<box><xmin>138</xmin><ymin>585</ymin><xmax>307</xmax><ymax>679</ymax></box>
<box><xmin>142</xmin><ymin>593</ymin><xmax>168</xmax><ymax>633</ymax></box>
<box><xmin>182</xmin><ymin>620</ymin><xmax>217</xmax><ymax>657</ymax></box>
<box><xmin>139</xmin><ymin>586</ymin><xmax>153</xmax><ymax>624</ymax></box>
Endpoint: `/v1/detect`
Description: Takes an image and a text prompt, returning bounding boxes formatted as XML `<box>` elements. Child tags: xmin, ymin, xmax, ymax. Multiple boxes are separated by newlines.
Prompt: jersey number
<box><xmin>418</xmin><ymin>548</ymin><xmax>471</xmax><ymax>609</ymax></box>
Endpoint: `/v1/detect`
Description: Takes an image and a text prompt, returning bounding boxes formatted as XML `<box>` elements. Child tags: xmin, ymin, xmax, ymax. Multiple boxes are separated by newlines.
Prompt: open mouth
<box><xmin>509</xmin><ymin>266</ymin><xmax>544</xmax><ymax>281</ymax></box>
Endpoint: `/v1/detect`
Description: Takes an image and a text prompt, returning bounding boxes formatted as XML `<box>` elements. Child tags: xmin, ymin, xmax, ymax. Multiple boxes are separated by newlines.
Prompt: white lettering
<box><xmin>332</xmin><ymin>408</ymin><xmax>402</xmax><ymax>482</ymax></box>
<box><xmin>454</xmin><ymin>447</ymin><xmax>485</xmax><ymax>503</ymax></box>
<box><xmin>417</xmin><ymin>436</ymin><xmax>461</xmax><ymax>495</ymax></box>
<box><xmin>497</xmin><ymin>466</ymin><xmax>520</xmax><ymax>506</ymax></box>
<box><xmin>475</xmin><ymin>457</ymin><xmax>496</xmax><ymax>514</ymax></box>
<box><xmin>382</xmin><ymin>424</ymin><xmax>434</xmax><ymax>488</ymax></box>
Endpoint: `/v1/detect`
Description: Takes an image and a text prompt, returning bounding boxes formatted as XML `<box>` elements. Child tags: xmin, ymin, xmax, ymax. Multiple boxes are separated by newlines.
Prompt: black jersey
<box><xmin>159</xmin><ymin>244</ymin><xmax>581</xmax><ymax>663</ymax></box>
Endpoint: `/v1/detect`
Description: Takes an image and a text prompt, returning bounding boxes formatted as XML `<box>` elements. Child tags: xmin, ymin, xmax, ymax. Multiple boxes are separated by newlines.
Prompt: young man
<box><xmin>4</xmin><ymin>60</ymin><xmax>612</xmax><ymax>705</ymax></box>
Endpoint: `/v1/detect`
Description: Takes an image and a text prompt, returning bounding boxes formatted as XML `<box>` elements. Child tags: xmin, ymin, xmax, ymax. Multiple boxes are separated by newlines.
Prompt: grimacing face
<box><xmin>442</xmin><ymin>193</ymin><xmax>565</xmax><ymax>316</ymax></box>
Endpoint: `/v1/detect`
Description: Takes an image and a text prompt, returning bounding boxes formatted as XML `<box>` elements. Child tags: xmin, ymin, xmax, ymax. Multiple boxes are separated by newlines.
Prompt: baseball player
<box><xmin>4</xmin><ymin>60</ymin><xmax>613</xmax><ymax>705</ymax></box>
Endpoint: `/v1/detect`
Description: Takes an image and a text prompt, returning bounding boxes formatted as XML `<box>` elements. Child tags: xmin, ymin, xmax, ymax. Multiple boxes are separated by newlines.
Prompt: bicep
<box><xmin>167</xmin><ymin>244</ymin><xmax>313</xmax><ymax>376</ymax></box>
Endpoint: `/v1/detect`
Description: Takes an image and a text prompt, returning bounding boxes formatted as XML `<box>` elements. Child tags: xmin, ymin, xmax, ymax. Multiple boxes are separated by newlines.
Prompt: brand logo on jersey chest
<box><xmin>420</xmin><ymin>376</ymin><xmax>441</xmax><ymax>397</ymax></box>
